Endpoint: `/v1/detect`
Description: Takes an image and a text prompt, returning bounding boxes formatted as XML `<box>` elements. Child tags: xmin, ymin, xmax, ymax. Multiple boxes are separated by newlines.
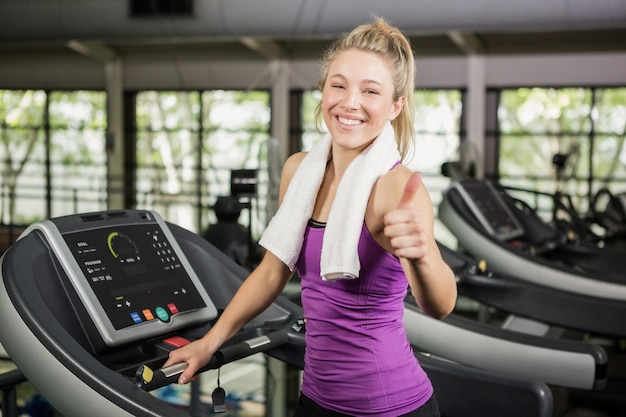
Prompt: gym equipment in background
<box><xmin>439</xmin><ymin>179</ymin><xmax>626</xmax><ymax>337</ymax></box>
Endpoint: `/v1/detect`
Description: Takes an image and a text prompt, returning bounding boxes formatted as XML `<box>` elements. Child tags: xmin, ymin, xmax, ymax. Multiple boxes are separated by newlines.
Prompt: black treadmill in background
<box><xmin>439</xmin><ymin>179</ymin><xmax>626</xmax><ymax>338</ymax></box>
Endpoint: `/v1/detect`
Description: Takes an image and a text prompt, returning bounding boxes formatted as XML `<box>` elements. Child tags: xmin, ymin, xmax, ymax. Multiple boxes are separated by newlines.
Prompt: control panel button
<box><xmin>155</xmin><ymin>306</ymin><xmax>170</xmax><ymax>322</ymax></box>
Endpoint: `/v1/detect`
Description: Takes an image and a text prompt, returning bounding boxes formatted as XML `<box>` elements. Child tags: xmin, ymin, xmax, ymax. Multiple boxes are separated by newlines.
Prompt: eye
<box><xmin>331</xmin><ymin>83</ymin><xmax>345</xmax><ymax>89</ymax></box>
<box><xmin>364</xmin><ymin>89</ymin><xmax>379</xmax><ymax>95</ymax></box>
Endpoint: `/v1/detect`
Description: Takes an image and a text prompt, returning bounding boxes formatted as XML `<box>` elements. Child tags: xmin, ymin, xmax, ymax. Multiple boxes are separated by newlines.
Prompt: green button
<box><xmin>155</xmin><ymin>306</ymin><xmax>170</xmax><ymax>322</ymax></box>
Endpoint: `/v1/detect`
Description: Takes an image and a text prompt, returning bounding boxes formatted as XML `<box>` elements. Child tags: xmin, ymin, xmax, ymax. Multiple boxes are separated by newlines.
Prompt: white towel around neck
<box><xmin>259</xmin><ymin>122</ymin><xmax>401</xmax><ymax>281</ymax></box>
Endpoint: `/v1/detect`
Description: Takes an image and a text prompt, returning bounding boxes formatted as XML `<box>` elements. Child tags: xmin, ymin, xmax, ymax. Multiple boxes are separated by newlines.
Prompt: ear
<box><xmin>389</xmin><ymin>96</ymin><xmax>405</xmax><ymax>121</ymax></box>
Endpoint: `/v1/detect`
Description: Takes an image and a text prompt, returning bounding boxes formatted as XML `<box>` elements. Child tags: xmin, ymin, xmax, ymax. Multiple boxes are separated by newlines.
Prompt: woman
<box><xmin>164</xmin><ymin>16</ymin><xmax>456</xmax><ymax>417</ymax></box>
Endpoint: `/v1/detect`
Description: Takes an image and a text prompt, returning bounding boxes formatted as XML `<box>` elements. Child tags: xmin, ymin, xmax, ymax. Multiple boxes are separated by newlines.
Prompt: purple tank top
<box><xmin>295</xmin><ymin>221</ymin><xmax>433</xmax><ymax>416</ymax></box>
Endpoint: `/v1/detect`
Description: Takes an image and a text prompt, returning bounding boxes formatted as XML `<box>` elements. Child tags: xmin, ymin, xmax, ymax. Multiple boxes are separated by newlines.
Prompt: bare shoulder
<box><xmin>380</xmin><ymin>164</ymin><xmax>413</xmax><ymax>186</ymax></box>
<box><xmin>371</xmin><ymin>165</ymin><xmax>434</xmax><ymax>216</ymax></box>
<box><xmin>374</xmin><ymin>164</ymin><xmax>413</xmax><ymax>206</ymax></box>
<box><xmin>278</xmin><ymin>152</ymin><xmax>308</xmax><ymax>202</ymax></box>
<box><xmin>281</xmin><ymin>152</ymin><xmax>308</xmax><ymax>183</ymax></box>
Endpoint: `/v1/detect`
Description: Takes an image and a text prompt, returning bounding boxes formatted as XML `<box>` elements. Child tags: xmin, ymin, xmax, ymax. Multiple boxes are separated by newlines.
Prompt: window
<box><xmin>409</xmin><ymin>89</ymin><xmax>463</xmax><ymax>205</ymax></box>
<box><xmin>593</xmin><ymin>88</ymin><xmax>626</xmax><ymax>193</ymax></box>
<box><xmin>498</xmin><ymin>87</ymin><xmax>626</xmax><ymax>219</ymax></box>
<box><xmin>0</xmin><ymin>90</ymin><xmax>46</xmax><ymax>224</ymax></box>
<box><xmin>0</xmin><ymin>89</ymin><xmax>106</xmax><ymax>225</ymax></box>
<box><xmin>134</xmin><ymin>90</ymin><xmax>271</xmax><ymax>236</ymax></box>
<box><xmin>49</xmin><ymin>91</ymin><xmax>107</xmax><ymax>216</ymax></box>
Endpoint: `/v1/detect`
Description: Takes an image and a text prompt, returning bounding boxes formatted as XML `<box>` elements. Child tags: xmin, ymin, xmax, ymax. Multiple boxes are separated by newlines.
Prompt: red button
<box><xmin>167</xmin><ymin>303</ymin><xmax>179</xmax><ymax>314</ymax></box>
<box><xmin>163</xmin><ymin>336</ymin><xmax>190</xmax><ymax>348</ymax></box>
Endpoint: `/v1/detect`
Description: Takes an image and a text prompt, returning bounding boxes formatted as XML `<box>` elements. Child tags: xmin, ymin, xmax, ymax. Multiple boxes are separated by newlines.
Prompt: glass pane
<box><xmin>136</xmin><ymin>91</ymin><xmax>200</xmax><ymax>131</ymax></box>
<box><xmin>301</xmin><ymin>89</ymin><xmax>325</xmax><ymax>151</ymax></box>
<box><xmin>49</xmin><ymin>91</ymin><xmax>107</xmax><ymax>216</ymax></box>
<box><xmin>0</xmin><ymin>90</ymin><xmax>47</xmax><ymax>225</ymax></box>
<box><xmin>498</xmin><ymin>87</ymin><xmax>598</xmax><ymax>220</ymax></box>
<box><xmin>499</xmin><ymin>133</ymin><xmax>590</xmax><ymax>216</ymax></box>
<box><xmin>411</xmin><ymin>90</ymin><xmax>463</xmax><ymax>248</ymax></box>
<box><xmin>135</xmin><ymin>90</ymin><xmax>271</xmax><ymax>238</ymax></box>
<box><xmin>410</xmin><ymin>90</ymin><xmax>461</xmax><ymax>173</ymax></box>
<box><xmin>499</xmin><ymin>88</ymin><xmax>592</xmax><ymax>134</ymax></box>
<box><xmin>593</xmin><ymin>135</ymin><xmax>626</xmax><ymax>190</ymax></box>
<box><xmin>202</xmin><ymin>90</ymin><xmax>271</xmax><ymax>238</ymax></box>
<box><xmin>594</xmin><ymin>87</ymin><xmax>626</xmax><ymax>133</ymax></box>
<box><xmin>410</xmin><ymin>90</ymin><xmax>462</xmax><ymax>205</ymax></box>
<box><xmin>592</xmin><ymin>87</ymin><xmax>626</xmax><ymax>197</ymax></box>
<box><xmin>135</xmin><ymin>91</ymin><xmax>202</xmax><ymax>231</ymax></box>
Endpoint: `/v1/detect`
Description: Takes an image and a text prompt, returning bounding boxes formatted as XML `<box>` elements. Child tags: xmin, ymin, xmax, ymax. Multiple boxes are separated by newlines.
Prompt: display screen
<box><xmin>62</xmin><ymin>224</ymin><xmax>207</xmax><ymax>330</ymax></box>
<box><xmin>458</xmin><ymin>181</ymin><xmax>524</xmax><ymax>241</ymax></box>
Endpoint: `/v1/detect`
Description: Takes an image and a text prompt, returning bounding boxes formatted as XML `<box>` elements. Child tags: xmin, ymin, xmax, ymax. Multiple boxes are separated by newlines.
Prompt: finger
<box><xmin>179</xmin><ymin>367</ymin><xmax>196</xmax><ymax>384</ymax></box>
<box><xmin>163</xmin><ymin>349</ymin><xmax>186</xmax><ymax>369</ymax></box>
<box><xmin>162</xmin><ymin>356</ymin><xmax>178</xmax><ymax>369</ymax></box>
<box><xmin>397</xmin><ymin>172</ymin><xmax>422</xmax><ymax>209</ymax></box>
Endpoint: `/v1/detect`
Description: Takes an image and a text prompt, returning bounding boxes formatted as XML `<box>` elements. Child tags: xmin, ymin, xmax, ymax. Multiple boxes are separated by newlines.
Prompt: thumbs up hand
<box><xmin>383</xmin><ymin>173</ymin><xmax>428</xmax><ymax>261</ymax></box>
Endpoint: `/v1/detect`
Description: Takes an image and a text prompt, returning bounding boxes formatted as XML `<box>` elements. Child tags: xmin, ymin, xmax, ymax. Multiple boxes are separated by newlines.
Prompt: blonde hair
<box><xmin>314</xmin><ymin>16</ymin><xmax>416</xmax><ymax>160</ymax></box>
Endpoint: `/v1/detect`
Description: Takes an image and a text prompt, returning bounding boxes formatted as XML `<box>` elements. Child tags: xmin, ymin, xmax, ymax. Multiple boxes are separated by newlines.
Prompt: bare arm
<box><xmin>381</xmin><ymin>171</ymin><xmax>457</xmax><ymax>319</ymax></box>
<box><xmin>163</xmin><ymin>252</ymin><xmax>291</xmax><ymax>383</ymax></box>
<box><xmin>163</xmin><ymin>152</ymin><xmax>306</xmax><ymax>383</ymax></box>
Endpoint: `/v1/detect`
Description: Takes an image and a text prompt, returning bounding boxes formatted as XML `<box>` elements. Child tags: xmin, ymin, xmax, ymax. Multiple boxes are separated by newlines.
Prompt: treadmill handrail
<box><xmin>439</xmin><ymin>194</ymin><xmax>626</xmax><ymax>301</ymax></box>
<box><xmin>403</xmin><ymin>303</ymin><xmax>606</xmax><ymax>391</ymax></box>
<box><xmin>136</xmin><ymin>330</ymin><xmax>289</xmax><ymax>391</ymax></box>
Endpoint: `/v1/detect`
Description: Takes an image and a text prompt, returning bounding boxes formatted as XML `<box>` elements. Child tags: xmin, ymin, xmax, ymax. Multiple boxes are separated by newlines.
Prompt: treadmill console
<box><xmin>24</xmin><ymin>210</ymin><xmax>218</xmax><ymax>350</ymax></box>
<box><xmin>452</xmin><ymin>180</ymin><xmax>525</xmax><ymax>241</ymax></box>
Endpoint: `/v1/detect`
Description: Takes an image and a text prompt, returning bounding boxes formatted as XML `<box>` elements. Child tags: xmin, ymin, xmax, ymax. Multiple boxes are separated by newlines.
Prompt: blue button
<box><xmin>130</xmin><ymin>312</ymin><xmax>142</xmax><ymax>323</ymax></box>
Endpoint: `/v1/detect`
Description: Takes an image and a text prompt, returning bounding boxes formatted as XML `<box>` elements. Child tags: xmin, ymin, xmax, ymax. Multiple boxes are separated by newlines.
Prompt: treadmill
<box><xmin>0</xmin><ymin>209</ymin><xmax>554</xmax><ymax>417</ymax></box>
<box><xmin>403</xmin><ymin>299</ymin><xmax>606</xmax><ymax>391</ymax></box>
<box><xmin>439</xmin><ymin>179</ymin><xmax>626</xmax><ymax>338</ymax></box>
<box><xmin>438</xmin><ymin>241</ymin><xmax>626</xmax><ymax>338</ymax></box>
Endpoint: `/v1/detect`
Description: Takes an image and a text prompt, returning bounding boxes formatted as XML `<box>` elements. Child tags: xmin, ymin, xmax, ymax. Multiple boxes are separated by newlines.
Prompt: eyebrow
<box><xmin>362</xmin><ymin>79</ymin><xmax>383</xmax><ymax>87</ymax></box>
<box><xmin>328</xmin><ymin>74</ymin><xmax>383</xmax><ymax>87</ymax></box>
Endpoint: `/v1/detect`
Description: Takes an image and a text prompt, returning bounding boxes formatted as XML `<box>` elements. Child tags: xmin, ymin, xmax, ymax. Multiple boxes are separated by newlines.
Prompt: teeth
<box><xmin>338</xmin><ymin>116</ymin><xmax>361</xmax><ymax>126</ymax></box>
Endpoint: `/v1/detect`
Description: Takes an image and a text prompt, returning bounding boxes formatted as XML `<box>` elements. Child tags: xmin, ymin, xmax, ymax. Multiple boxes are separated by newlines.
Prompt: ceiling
<box><xmin>1</xmin><ymin>0</ymin><xmax>626</xmax><ymax>60</ymax></box>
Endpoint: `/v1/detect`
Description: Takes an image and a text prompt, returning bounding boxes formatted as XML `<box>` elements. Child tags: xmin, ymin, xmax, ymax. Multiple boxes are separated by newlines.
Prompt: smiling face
<box><xmin>321</xmin><ymin>48</ymin><xmax>405</xmax><ymax>152</ymax></box>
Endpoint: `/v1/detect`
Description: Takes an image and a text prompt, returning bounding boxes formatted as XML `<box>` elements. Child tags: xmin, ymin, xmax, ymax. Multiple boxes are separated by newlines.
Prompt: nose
<box><xmin>340</xmin><ymin>88</ymin><xmax>359</xmax><ymax>111</ymax></box>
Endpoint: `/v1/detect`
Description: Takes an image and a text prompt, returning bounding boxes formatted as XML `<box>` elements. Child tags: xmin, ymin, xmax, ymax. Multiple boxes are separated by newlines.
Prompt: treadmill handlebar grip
<box><xmin>136</xmin><ymin>330</ymin><xmax>288</xmax><ymax>391</ymax></box>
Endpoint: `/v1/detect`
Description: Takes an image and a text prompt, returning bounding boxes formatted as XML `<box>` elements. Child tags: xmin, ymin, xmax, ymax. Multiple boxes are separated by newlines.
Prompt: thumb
<box><xmin>397</xmin><ymin>172</ymin><xmax>422</xmax><ymax>209</ymax></box>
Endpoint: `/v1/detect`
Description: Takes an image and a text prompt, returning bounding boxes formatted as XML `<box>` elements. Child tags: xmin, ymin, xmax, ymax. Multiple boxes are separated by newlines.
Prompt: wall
<box><xmin>1</xmin><ymin>51</ymin><xmax>625</xmax><ymax>91</ymax></box>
